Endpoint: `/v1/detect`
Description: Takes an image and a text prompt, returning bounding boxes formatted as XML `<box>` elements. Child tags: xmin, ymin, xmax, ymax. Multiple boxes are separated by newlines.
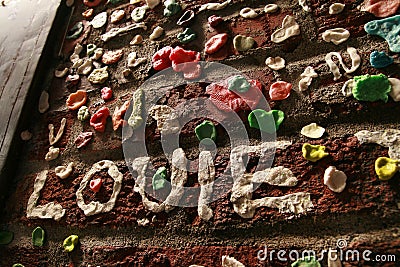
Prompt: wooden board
<box><xmin>0</xmin><ymin>0</ymin><xmax>62</xmax><ymax>185</ymax></box>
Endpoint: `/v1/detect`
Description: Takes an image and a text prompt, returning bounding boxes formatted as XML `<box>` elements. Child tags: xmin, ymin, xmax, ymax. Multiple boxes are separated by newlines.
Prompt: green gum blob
<box><xmin>228</xmin><ymin>75</ymin><xmax>250</xmax><ymax>93</ymax></box>
<box><xmin>0</xmin><ymin>230</ymin><xmax>13</xmax><ymax>245</ymax></box>
<box><xmin>302</xmin><ymin>143</ymin><xmax>329</xmax><ymax>162</ymax></box>
<box><xmin>66</xmin><ymin>22</ymin><xmax>83</xmax><ymax>40</ymax></box>
<box><xmin>375</xmin><ymin>157</ymin><xmax>399</xmax><ymax>181</ymax></box>
<box><xmin>153</xmin><ymin>167</ymin><xmax>167</xmax><ymax>190</ymax></box>
<box><xmin>352</xmin><ymin>74</ymin><xmax>391</xmax><ymax>102</ymax></box>
<box><xmin>32</xmin><ymin>226</ymin><xmax>45</xmax><ymax>247</ymax></box>
<box><xmin>291</xmin><ymin>256</ymin><xmax>321</xmax><ymax>267</ymax></box>
<box><xmin>164</xmin><ymin>0</ymin><xmax>181</xmax><ymax>17</ymax></box>
<box><xmin>177</xmin><ymin>28</ymin><xmax>197</xmax><ymax>44</ymax></box>
<box><xmin>108</xmin><ymin>0</ymin><xmax>124</xmax><ymax>4</ymax></box>
<box><xmin>63</xmin><ymin>235</ymin><xmax>79</xmax><ymax>252</ymax></box>
<box><xmin>195</xmin><ymin>120</ymin><xmax>217</xmax><ymax>146</ymax></box>
<box><xmin>248</xmin><ymin>109</ymin><xmax>284</xmax><ymax>134</ymax></box>
<box><xmin>128</xmin><ymin>89</ymin><xmax>144</xmax><ymax>129</ymax></box>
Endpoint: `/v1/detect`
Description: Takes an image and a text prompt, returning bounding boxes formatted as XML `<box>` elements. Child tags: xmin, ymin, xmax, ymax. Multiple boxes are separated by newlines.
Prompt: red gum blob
<box><xmin>152</xmin><ymin>46</ymin><xmax>173</xmax><ymax>71</ymax></box>
<box><xmin>169</xmin><ymin>47</ymin><xmax>201</xmax><ymax>79</ymax></box>
<box><xmin>152</xmin><ymin>46</ymin><xmax>201</xmax><ymax>78</ymax></box>
<box><xmin>208</xmin><ymin>15</ymin><xmax>223</xmax><ymax>28</ymax></box>
<box><xmin>83</xmin><ymin>0</ymin><xmax>103</xmax><ymax>7</ymax></box>
<box><xmin>362</xmin><ymin>0</ymin><xmax>400</xmax><ymax>18</ymax></box>
<box><xmin>101</xmin><ymin>87</ymin><xmax>113</xmax><ymax>101</ymax></box>
<box><xmin>170</xmin><ymin>46</ymin><xmax>201</xmax><ymax>72</ymax></box>
<box><xmin>112</xmin><ymin>100</ymin><xmax>130</xmax><ymax>131</ymax></box>
<box><xmin>205</xmin><ymin>33</ymin><xmax>229</xmax><ymax>54</ymax></box>
<box><xmin>75</xmin><ymin>132</ymin><xmax>93</xmax><ymax>149</ymax></box>
<box><xmin>90</xmin><ymin>178</ymin><xmax>102</xmax><ymax>193</ymax></box>
<box><xmin>206</xmin><ymin>79</ymin><xmax>263</xmax><ymax>112</ymax></box>
<box><xmin>90</xmin><ymin>107</ymin><xmax>110</xmax><ymax>132</ymax></box>
<box><xmin>269</xmin><ymin>81</ymin><xmax>292</xmax><ymax>101</ymax></box>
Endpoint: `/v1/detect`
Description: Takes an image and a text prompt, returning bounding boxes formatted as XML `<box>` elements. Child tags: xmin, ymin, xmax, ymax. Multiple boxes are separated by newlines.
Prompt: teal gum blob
<box><xmin>364</xmin><ymin>15</ymin><xmax>400</xmax><ymax>53</ymax></box>
<box><xmin>370</xmin><ymin>51</ymin><xmax>394</xmax><ymax>68</ymax></box>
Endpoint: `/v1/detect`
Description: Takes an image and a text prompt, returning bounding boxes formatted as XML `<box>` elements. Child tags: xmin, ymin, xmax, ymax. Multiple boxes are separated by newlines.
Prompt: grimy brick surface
<box><xmin>0</xmin><ymin>0</ymin><xmax>399</xmax><ymax>266</ymax></box>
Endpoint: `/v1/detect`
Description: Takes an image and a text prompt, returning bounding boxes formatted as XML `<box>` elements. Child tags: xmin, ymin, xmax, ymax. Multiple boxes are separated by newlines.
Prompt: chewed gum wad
<box><xmin>364</xmin><ymin>15</ymin><xmax>400</xmax><ymax>53</ymax></box>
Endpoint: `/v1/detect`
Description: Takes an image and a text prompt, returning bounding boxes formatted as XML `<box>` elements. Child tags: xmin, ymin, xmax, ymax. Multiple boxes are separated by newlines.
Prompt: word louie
<box><xmin>27</xmin><ymin>143</ymin><xmax>313</xmax><ymax>222</ymax></box>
